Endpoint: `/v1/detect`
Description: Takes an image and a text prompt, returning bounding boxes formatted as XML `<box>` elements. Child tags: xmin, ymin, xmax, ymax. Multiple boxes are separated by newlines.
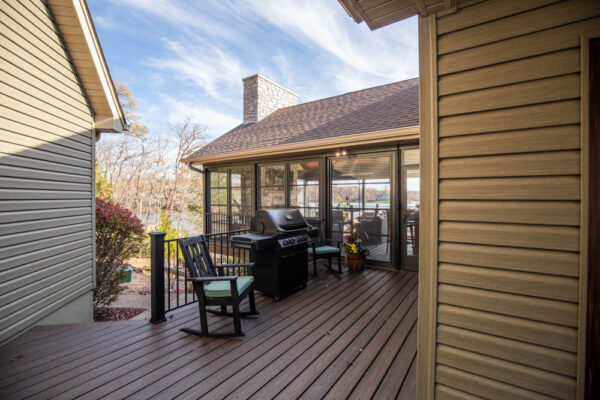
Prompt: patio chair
<box><xmin>178</xmin><ymin>235</ymin><xmax>258</xmax><ymax>337</ymax></box>
<box><xmin>357</xmin><ymin>215</ymin><xmax>383</xmax><ymax>246</ymax></box>
<box><xmin>306</xmin><ymin>219</ymin><xmax>342</xmax><ymax>276</ymax></box>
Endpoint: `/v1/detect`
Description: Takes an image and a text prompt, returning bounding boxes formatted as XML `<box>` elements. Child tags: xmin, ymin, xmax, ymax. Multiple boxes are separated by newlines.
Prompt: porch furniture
<box><xmin>357</xmin><ymin>215</ymin><xmax>383</xmax><ymax>246</ymax></box>
<box><xmin>231</xmin><ymin>209</ymin><xmax>312</xmax><ymax>300</ymax></box>
<box><xmin>413</xmin><ymin>212</ymin><xmax>420</xmax><ymax>255</ymax></box>
<box><xmin>178</xmin><ymin>235</ymin><xmax>258</xmax><ymax>337</ymax></box>
<box><xmin>407</xmin><ymin>220</ymin><xmax>415</xmax><ymax>246</ymax></box>
<box><xmin>405</xmin><ymin>210</ymin><xmax>419</xmax><ymax>253</ymax></box>
<box><xmin>306</xmin><ymin>219</ymin><xmax>342</xmax><ymax>275</ymax></box>
<box><xmin>331</xmin><ymin>210</ymin><xmax>344</xmax><ymax>234</ymax></box>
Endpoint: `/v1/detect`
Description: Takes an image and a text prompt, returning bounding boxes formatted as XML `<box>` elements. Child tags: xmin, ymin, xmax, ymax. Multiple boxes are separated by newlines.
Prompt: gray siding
<box><xmin>0</xmin><ymin>0</ymin><xmax>94</xmax><ymax>345</ymax></box>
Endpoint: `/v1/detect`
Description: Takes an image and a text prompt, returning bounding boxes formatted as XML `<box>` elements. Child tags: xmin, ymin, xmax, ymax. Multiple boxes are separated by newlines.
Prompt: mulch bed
<box><xmin>94</xmin><ymin>307</ymin><xmax>146</xmax><ymax>321</ymax></box>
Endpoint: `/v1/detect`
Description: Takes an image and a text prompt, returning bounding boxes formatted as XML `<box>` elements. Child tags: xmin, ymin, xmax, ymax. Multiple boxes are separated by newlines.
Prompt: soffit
<box><xmin>339</xmin><ymin>0</ymin><xmax>453</xmax><ymax>29</ymax></box>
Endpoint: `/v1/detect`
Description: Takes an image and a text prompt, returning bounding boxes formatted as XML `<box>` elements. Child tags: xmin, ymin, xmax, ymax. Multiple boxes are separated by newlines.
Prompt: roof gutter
<box><xmin>188</xmin><ymin>162</ymin><xmax>205</xmax><ymax>174</ymax></box>
<box><xmin>182</xmin><ymin>125</ymin><xmax>419</xmax><ymax>165</ymax></box>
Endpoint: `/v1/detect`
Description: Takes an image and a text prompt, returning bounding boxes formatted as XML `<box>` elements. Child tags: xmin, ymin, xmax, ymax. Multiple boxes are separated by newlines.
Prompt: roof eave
<box><xmin>94</xmin><ymin>115</ymin><xmax>127</xmax><ymax>133</ymax></box>
<box><xmin>337</xmin><ymin>0</ymin><xmax>365</xmax><ymax>23</ymax></box>
<box><xmin>337</xmin><ymin>0</ymin><xmax>455</xmax><ymax>30</ymax></box>
<box><xmin>48</xmin><ymin>0</ymin><xmax>126</xmax><ymax>132</ymax></box>
<box><xmin>183</xmin><ymin>125</ymin><xmax>420</xmax><ymax>165</ymax></box>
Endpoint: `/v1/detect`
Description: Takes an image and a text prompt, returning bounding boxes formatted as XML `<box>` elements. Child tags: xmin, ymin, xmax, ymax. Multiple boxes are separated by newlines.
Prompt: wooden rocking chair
<box><xmin>178</xmin><ymin>235</ymin><xmax>258</xmax><ymax>337</ymax></box>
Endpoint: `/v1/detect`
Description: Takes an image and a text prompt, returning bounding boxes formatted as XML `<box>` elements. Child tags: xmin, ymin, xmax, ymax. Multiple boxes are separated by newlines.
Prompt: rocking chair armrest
<box><xmin>218</xmin><ymin>263</ymin><xmax>255</xmax><ymax>269</ymax></box>
<box><xmin>188</xmin><ymin>276</ymin><xmax>238</xmax><ymax>282</ymax></box>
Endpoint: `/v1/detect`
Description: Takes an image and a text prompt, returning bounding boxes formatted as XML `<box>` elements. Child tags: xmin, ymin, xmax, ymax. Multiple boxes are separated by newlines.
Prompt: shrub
<box><xmin>158</xmin><ymin>211</ymin><xmax>187</xmax><ymax>262</ymax></box>
<box><xmin>95</xmin><ymin>167</ymin><xmax>114</xmax><ymax>200</ymax></box>
<box><xmin>94</xmin><ymin>198</ymin><xmax>144</xmax><ymax>308</ymax></box>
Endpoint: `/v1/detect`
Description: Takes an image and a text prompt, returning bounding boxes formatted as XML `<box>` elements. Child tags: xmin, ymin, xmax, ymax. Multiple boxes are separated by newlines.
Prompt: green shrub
<box><xmin>94</xmin><ymin>198</ymin><xmax>144</xmax><ymax>308</ymax></box>
<box><xmin>95</xmin><ymin>168</ymin><xmax>114</xmax><ymax>200</ymax></box>
<box><xmin>158</xmin><ymin>211</ymin><xmax>187</xmax><ymax>262</ymax></box>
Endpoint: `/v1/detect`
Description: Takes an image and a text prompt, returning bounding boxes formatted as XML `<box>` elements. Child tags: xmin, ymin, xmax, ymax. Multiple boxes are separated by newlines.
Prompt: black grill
<box><xmin>231</xmin><ymin>209</ymin><xmax>316</xmax><ymax>300</ymax></box>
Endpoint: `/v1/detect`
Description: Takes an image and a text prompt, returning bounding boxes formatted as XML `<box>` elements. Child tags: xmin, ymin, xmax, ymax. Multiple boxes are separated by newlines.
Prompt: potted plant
<box><xmin>344</xmin><ymin>228</ymin><xmax>369</xmax><ymax>272</ymax></box>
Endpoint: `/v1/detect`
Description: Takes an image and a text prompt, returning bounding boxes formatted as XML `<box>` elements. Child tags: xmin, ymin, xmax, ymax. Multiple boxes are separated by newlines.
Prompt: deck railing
<box><xmin>205</xmin><ymin>212</ymin><xmax>252</xmax><ymax>234</ymax></box>
<box><xmin>149</xmin><ymin>229</ymin><xmax>251</xmax><ymax>323</ymax></box>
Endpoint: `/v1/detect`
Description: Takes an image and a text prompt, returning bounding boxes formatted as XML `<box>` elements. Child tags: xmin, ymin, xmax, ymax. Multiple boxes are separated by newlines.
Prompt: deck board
<box><xmin>0</xmin><ymin>264</ymin><xmax>417</xmax><ymax>399</ymax></box>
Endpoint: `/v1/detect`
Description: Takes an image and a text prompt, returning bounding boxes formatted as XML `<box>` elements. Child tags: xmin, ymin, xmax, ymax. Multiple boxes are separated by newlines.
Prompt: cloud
<box><xmin>243</xmin><ymin>0</ymin><xmax>418</xmax><ymax>81</ymax></box>
<box><xmin>93</xmin><ymin>14</ymin><xmax>118</xmax><ymax>30</ymax></box>
<box><xmin>90</xmin><ymin>0</ymin><xmax>419</xmax><ymax>143</ymax></box>
<box><xmin>333</xmin><ymin>69</ymin><xmax>377</xmax><ymax>94</ymax></box>
<box><xmin>112</xmin><ymin>0</ymin><xmax>241</xmax><ymax>42</ymax></box>
<box><xmin>161</xmin><ymin>96</ymin><xmax>241</xmax><ymax>140</ymax></box>
<box><xmin>149</xmin><ymin>39</ymin><xmax>245</xmax><ymax>105</ymax></box>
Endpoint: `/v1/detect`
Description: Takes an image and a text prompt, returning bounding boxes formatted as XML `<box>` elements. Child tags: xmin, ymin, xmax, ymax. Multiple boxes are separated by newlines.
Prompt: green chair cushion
<box><xmin>204</xmin><ymin>276</ymin><xmax>254</xmax><ymax>297</ymax></box>
<box><xmin>309</xmin><ymin>245</ymin><xmax>340</xmax><ymax>255</ymax></box>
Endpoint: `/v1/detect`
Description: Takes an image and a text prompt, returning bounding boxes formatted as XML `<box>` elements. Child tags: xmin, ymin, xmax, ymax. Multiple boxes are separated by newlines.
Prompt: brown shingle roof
<box><xmin>187</xmin><ymin>78</ymin><xmax>419</xmax><ymax>161</ymax></box>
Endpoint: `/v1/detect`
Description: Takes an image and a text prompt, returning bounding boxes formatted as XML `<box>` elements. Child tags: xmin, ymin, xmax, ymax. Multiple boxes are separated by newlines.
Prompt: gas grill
<box><xmin>231</xmin><ymin>209</ymin><xmax>316</xmax><ymax>300</ymax></box>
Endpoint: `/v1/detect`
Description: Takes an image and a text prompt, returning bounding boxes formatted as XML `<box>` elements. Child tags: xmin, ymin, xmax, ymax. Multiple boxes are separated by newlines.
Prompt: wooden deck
<box><xmin>0</xmin><ymin>265</ymin><xmax>417</xmax><ymax>399</ymax></box>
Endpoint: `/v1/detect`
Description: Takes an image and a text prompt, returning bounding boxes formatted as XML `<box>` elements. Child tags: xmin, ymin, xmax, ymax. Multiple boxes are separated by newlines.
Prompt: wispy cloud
<box><xmin>149</xmin><ymin>39</ymin><xmax>245</xmax><ymax>104</ymax></box>
<box><xmin>242</xmin><ymin>0</ymin><xmax>417</xmax><ymax>82</ymax></box>
<box><xmin>162</xmin><ymin>96</ymin><xmax>240</xmax><ymax>140</ymax></box>
<box><xmin>111</xmin><ymin>0</ymin><xmax>241</xmax><ymax>42</ymax></box>
<box><xmin>89</xmin><ymin>0</ymin><xmax>418</xmax><ymax>136</ymax></box>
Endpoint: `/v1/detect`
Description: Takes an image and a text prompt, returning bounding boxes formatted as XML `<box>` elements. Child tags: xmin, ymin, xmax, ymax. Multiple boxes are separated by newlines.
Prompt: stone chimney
<box><xmin>242</xmin><ymin>74</ymin><xmax>298</xmax><ymax>124</ymax></box>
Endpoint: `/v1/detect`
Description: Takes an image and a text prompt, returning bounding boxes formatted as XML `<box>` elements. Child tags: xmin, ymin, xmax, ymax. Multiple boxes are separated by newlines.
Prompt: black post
<box><xmin>150</xmin><ymin>231</ymin><xmax>167</xmax><ymax>323</ymax></box>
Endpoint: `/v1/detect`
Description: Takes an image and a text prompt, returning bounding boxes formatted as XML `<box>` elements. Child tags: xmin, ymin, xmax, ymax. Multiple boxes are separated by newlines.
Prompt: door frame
<box><xmin>582</xmin><ymin>32</ymin><xmax>600</xmax><ymax>400</ymax></box>
<box><xmin>399</xmin><ymin>146</ymin><xmax>420</xmax><ymax>271</ymax></box>
<box><xmin>326</xmin><ymin>148</ymin><xmax>398</xmax><ymax>267</ymax></box>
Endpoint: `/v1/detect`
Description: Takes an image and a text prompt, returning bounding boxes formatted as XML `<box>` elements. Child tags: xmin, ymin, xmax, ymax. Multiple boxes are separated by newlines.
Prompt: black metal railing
<box><xmin>205</xmin><ymin>212</ymin><xmax>252</xmax><ymax>234</ymax></box>
<box><xmin>149</xmin><ymin>229</ymin><xmax>251</xmax><ymax>323</ymax></box>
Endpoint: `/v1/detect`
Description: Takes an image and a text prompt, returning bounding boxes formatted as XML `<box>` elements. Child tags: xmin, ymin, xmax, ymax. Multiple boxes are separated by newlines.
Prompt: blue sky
<box><xmin>88</xmin><ymin>0</ymin><xmax>418</xmax><ymax>140</ymax></box>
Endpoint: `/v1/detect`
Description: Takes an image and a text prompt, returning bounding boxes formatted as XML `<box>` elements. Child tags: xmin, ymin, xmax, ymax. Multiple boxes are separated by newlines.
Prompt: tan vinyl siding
<box><xmin>424</xmin><ymin>0</ymin><xmax>598</xmax><ymax>398</ymax></box>
<box><xmin>0</xmin><ymin>0</ymin><xmax>94</xmax><ymax>345</ymax></box>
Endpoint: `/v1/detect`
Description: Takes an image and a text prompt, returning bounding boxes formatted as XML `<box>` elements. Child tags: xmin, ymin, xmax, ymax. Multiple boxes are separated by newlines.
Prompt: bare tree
<box><xmin>96</xmin><ymin>83</ymin><xmax>207</xmax><ymax>233</ymax></box>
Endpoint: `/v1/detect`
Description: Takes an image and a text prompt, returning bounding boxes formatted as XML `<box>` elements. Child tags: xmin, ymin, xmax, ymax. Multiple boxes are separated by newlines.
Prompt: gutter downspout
<box><xmin>188</xmin><ymin>162</ymin><xmax>207</xmax><ymax>234</ymax></box>
<box><xmin>188</xmin><ymin>163</ymin><xmax>204</xmax><ymax>174</ymax></box>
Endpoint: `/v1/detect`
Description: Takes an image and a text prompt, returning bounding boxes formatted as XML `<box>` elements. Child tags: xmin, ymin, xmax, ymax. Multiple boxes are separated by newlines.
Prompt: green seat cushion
<box><xmin>204</xmin><ymin>276</ymin><xmax>254</xmax><ymax>297</ymax></box>
<box><xmin>308</xmin><ymin>245</ymin><xmax>340</xmax><ymax>255</ymax></box>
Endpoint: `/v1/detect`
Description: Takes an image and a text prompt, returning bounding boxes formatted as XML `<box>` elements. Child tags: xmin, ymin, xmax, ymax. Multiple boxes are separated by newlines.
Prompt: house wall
<box><xmin>0</xmin><ymin>0</ymin><xmax>95</xmax><ymax>345</ymax></box>
<box><xmin>417</xmin><ymin>0</ymin><xmax>600</xmax><ymax>398</ymax></box>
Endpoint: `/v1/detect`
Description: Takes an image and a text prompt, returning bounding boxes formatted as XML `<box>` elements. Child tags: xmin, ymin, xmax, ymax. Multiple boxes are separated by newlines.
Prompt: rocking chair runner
<box><xmin>178</xmin><ymin>235</ymin><xmax>258</xmax><ymax>337</ymax></box>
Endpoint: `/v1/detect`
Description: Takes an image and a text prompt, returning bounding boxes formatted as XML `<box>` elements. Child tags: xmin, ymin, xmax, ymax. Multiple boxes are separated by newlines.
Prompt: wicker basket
<box><xmin>345</xmin><ymin>253</ymin><xmax>366</xmax><ymax>272</ymax></box>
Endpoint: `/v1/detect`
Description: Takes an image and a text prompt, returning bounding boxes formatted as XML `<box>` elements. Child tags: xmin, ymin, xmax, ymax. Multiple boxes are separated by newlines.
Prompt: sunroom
<box><xmin>185</xmin><ymin>75</ymin><xmax>421</xmax><ymax>270</ymax></box>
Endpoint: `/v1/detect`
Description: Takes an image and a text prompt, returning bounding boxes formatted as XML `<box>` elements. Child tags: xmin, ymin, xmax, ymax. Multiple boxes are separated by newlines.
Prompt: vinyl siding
<box><xmin>428</xmin><ymin>0</ymin><xmax>598</xmax><ymax>398</ymax></box>
<box><xmin>0</xmin><ymin>0</ymin><xmax>94</xmax><ymax>345</ymax></box>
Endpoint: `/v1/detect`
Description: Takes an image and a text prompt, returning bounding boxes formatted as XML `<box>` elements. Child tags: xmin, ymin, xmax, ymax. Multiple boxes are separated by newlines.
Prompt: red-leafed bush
<box><xmin>94</xmin><ymin>198</ymin><xmax>144</xmax><ymax>308</ymax></box>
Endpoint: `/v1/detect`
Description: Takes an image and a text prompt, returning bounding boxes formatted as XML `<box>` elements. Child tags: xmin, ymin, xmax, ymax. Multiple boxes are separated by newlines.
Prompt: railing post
<box><xmin>150</xmin><ymin>231</ymin><xmax>167</xmax><ymax>323</ymax></box>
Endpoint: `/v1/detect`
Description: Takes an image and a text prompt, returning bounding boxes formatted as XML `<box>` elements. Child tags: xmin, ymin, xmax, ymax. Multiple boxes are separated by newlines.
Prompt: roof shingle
<box><xmin>187</xmin><ymin>78</ymin><xmax>419</xmax><ymax>160</ymax></box>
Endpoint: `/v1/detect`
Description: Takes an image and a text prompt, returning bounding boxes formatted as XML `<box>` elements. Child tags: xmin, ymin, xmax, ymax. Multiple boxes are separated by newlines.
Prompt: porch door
<box><xmin>330</xmin><ymin>152</ymin><xmax>394</xmax><ymax>264</ymax></box>
<box><xmin>400</xmin><ymin>148</ymin><xmax>420</xmax><ymax>271</ymax></box>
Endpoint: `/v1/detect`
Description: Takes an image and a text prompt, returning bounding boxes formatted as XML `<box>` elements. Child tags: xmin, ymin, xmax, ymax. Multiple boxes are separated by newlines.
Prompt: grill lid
<box><xmin>230</xmin><ymin>232</ymin><xmax>276</xmax><ymax>251</ymax></box>
<box><xmin>255</xmin><ymin>208</ymin><xmax>309</xmax><ymax>234</ymax></box>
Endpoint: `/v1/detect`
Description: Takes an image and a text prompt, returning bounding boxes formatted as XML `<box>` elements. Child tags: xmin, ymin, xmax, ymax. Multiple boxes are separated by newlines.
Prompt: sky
<box><xmin>88</xmin><ymin>0</ymin><xmax>418</xmax><ymax>141</ymax></box>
